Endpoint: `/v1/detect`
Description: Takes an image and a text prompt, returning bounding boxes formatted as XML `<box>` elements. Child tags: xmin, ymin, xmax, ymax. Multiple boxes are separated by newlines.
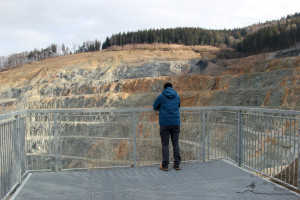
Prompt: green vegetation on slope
<box><xmin>102</xmin><ymin>12</ymin><xmax>300</xmax><ymax>56</ymax></box>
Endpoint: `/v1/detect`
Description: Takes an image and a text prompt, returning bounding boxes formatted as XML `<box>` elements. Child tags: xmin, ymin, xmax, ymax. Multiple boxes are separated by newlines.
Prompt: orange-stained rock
<box><xmin>0</xmin><ymin>45</ymin><xmax>299</xmax><ymax>112</ymax></box>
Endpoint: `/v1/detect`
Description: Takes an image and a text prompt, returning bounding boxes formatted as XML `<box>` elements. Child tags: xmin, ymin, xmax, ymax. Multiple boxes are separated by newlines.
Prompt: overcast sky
<box><xmin>1</xmin><ymin>0</ymin><xmax>299</xmax><ymax>56</ymax></box>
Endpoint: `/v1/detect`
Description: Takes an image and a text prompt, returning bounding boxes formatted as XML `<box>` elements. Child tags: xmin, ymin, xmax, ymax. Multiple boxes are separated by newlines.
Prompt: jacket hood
<box><xmin>162</xmin><ymin>87</ymin><xmax>177</xmax><ymax>99</ymax></box>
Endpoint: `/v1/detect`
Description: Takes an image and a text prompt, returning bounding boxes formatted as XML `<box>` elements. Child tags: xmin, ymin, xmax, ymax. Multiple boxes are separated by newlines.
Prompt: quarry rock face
<box><xmin>0</xmin><ymin>45</ymin><xmax>299</xmax><ymax>112</ymax></box>
<box><xmin>275</xmin><ymin>43</ymin><xmax>300</xmax><ymax>59</ymax></box>
<box><xmin>1</xmin><ymin>45</ymin><xmax>299</xmax><ymax>174</ymax></box>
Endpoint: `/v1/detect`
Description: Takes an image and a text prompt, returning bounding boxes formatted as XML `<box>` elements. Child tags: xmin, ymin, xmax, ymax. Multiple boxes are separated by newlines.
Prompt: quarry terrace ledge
<box><xmin>1</xmin><ymin>106</ymin><xmax>300</xmax><ymax>200</ymax></box>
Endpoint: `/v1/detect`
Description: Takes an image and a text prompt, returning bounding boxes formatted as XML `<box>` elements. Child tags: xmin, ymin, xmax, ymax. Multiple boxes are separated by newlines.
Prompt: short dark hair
<box><xmin>164</xmin><ymin>83</ymin><xmax>172</xmax><ymax>89</ymax></box>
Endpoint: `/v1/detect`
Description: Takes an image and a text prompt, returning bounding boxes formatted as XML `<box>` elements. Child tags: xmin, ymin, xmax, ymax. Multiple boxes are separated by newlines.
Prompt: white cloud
<box><xmin>1</xmin><ymin>0</ymin><xmax>300</xmax><ymax>56</ymax></box>
<box><xmin>0</xmin><ymin>29</ymin><xmax>51</xmax><ymax>56</ymax></box>
<box><xmin>85</xmin><ymin>20</ymin><xmax>96</xmax><ymax>26</ymax></box>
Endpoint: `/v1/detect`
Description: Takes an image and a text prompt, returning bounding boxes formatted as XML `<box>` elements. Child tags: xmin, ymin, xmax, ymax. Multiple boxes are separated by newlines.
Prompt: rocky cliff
<box><xmin>0</xmin><ymin>44</ymin><xmax>299</xmax><ymax>112</ymax></box>
<box><xmin>2</xmin><ymin>45</ymin><xmax>299</xmax><ymax>180</ymax></box>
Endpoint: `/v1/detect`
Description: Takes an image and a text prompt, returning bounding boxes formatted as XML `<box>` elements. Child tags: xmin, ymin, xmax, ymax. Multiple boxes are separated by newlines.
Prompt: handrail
<box><xmin>0</xmin><ymin>110</ymin><xmax>26</xmax><ymax>120</ymax></box>
<box><xmin>16</xmin><ymin>106</ymin><xmax>300</xmax><ymax>115</ymax></box>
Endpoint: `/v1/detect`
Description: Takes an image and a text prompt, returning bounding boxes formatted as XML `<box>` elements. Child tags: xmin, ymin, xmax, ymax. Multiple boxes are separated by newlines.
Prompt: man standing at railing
<box><xmin>153</xmin><ymin>82</ymin><xmax>181</xmax><ymax>171</ymax></box>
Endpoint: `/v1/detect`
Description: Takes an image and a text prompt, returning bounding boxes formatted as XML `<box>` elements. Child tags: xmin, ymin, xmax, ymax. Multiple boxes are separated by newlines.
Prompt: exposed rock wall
<box><xmin>3</xmin><ymin>46</ymin><xmax>298</xmax><ymax>174</ymax></box>
<box><xmin>0</xmin><ymin>46</ymin><xmax>299</xmax><ymax>111</ymax></box>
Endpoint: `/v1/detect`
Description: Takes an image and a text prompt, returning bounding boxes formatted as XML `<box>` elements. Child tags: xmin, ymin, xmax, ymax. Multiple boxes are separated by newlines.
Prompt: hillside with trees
<box><xmin>102</xmin><ymin>27</ymin><xmax>245</xmax><ymax>49</ymax></box>
<box><xmin>237</xmin><ymin>14</ymin><xmax>300</xmax><ymax>53</ymax></box>
<box><xmin>0</xmin><ymin>40</ymin><xmax>101</xmax><ymax>72</ymax></box>
<box><xmin>102</xmin><ymin>12</ymin><xmax>300</xmax><ymax>55</ymax></box>
<box><xmin>1</xmin><ymin>12</ymin><xmax>299</xmax><ymax>72</ymax></box>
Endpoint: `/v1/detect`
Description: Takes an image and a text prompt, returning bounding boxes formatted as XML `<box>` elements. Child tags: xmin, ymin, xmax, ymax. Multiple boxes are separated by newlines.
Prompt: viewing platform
<box><xmin>11</xmin><ymin>160</ymin><xmax>300</xmax><ymax>200</ymax></box>
<box><xmin>1</xmin><ymin>107</ymin><xmax>300</xmax><ymax>199</ymax></box>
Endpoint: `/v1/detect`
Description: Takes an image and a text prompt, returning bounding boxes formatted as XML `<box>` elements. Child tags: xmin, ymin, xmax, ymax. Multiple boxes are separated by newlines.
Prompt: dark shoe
<box><xmin>159</xmin><ymin>165</ymin><xmax>169</xmax><ymax>171</ymax></box>
<box><xmin>173</xmin><ymin>164</ymin><xmax>180</xmax><ymax>170</ymax></box>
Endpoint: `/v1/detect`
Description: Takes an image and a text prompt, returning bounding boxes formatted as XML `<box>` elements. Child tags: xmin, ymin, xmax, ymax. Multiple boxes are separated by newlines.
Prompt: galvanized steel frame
<box><xmin>1</xmin><ymin>107</ymin><xmax>300</xmax><ymax>199</ymax></box>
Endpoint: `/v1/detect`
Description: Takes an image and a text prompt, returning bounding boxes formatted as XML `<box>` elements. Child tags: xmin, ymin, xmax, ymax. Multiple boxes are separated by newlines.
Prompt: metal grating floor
<box><xmin>12</xmin><ymin>160</ymin><xmax>300</xmax><ymax>200</ymax></box>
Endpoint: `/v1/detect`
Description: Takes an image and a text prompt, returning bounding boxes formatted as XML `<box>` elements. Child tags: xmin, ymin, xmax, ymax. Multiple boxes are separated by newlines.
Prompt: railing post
<box><xmin>235</xmin><ymin>112</ymin><xmax>238</xmax><ymax>163</ymax></box>
<box><xmin>15</xmin><ymin>115</ymin><xmax>22</xmax><ymax>184</ymax></box>
<box><xmin>198</xmin><ymin>112</ymin><xmax>201</xmax><ymax>161</ymax></box>
<box><xmin>237</xmin><ymin>110</ymin><xmax>243</xmax><ymax>167</ymax></box>
<box><xmin>202</xmin><ymin>111</ymin><xmax>206</xmax><ymax>162</ymax></box>
<box><xmin>54</xmin><ymin>113</ymin><xmax>59</xmax><ymax>172</ymax></box>
<box><xmin>132</xmin><ymin>112</ymin><xmax>137</xmax><ymax>167</ymax></box>
<box><xmin>0</xmin><ymin>127</ymin><xmax>1</xmax><ymax>200</ymax></box>
<box><xmin>297</xmin><ymin>120</ymin><xmax>300</xmax><ymax>190</ymax></box>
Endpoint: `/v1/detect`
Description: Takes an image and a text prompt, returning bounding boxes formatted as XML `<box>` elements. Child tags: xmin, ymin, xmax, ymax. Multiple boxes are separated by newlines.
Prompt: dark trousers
<box><xmin>160</xmin><ymin>126</ymin><xmax>181</xmax><ymax>168</ymax></box>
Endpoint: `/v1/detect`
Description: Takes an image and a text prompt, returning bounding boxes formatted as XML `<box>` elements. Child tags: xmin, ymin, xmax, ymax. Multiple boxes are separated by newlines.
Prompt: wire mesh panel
<box><xmin>206</xmin><ymin>110</ymin><xmax>237</xmax><ymax>162</ymax></box>
<box><xmin>242</xmin><ymin>111</ymin><xmax>299</xmax><ymax>189</ymax></box>
<box><xmin>0</xmin><ymin>119</ymin><xmax>14</xmax><ymax>200</ymax></box>
<box><xmin>180</xmin><ymin>111</ymin><xmax>203</xmax><ymax>162</ymax></box>
<box><xmin>133</xmin><ymin>112</ymin><xmax>161</xmax><ymax>167</ymax></box>
<box><xmin>58</xmin><ymin>112</ymin><xmax>132</xmax><ymax>170</ymax></box>
<box><xmin>135</xmin><ymin>112</ymin><xmax>160</xmax><ymax>166</ymax></box>
<box><xmin>25</xmin><ymin>113</ymin><xmax>54</xmax><ymax>172</ymax></box>
<box><xmin>0</xmin><ymin>113</ymin><xmax>26</xmax><ymax>200</ymax></box>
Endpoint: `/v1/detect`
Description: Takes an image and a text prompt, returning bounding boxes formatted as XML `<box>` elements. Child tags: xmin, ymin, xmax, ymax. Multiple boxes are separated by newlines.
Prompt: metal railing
<box><xmin>0</xmin><ymin>111</ymin><xmax>27</xmax><ymax>200</ymax></box>
<box><xmin>241</xmin><ymin>109</ymin><xmax>300</xmax><ymax>189</ymax></box>
<box><xmin>0</xmin><ymin>107</ymin><xmax>300</xmax><ymax>199</ymax></box>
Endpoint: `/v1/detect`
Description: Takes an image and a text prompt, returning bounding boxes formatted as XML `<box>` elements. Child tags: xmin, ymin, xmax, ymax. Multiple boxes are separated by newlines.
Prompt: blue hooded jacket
<box><xmin>153</xmin><ymin>87</ymin><xmax>180</xmax><ymax>126</ymax></box>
